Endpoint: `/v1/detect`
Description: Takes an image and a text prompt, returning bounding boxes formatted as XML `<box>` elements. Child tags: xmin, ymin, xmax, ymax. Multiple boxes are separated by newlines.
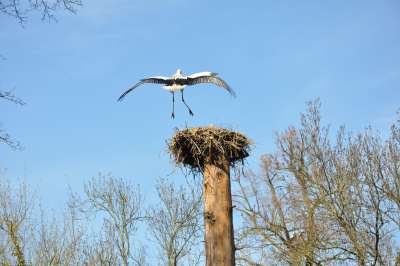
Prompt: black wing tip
<box><xmin>227</xmin><ymin>86</ymin><xmax>237</xmax><ymax>98</ymax></box>
<box><xmin>117</xmin><ymin>81</ymin><xmax>144</xmax><ymax>102</ymax></box>
<box><xmin>117</xmin><ymin>91</ymin><xmax>129</xmax><ymax>102</ymax></box>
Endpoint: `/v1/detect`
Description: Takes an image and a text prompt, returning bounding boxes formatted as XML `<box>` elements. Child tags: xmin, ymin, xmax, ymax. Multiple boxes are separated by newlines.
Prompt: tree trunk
<box><xmin>203</xmin><ymin>161</ymin><xmax>235</xmax><ymax>266</ymax></box>
<box><xmin>8</xmin><ymin>224</ymin><xmax>25</xmax><ymax>266</ymax></box>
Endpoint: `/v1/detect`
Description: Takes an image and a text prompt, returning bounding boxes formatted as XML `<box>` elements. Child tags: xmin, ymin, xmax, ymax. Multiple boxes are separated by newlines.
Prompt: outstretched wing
<box><xmin>186</xmin><ymin>74</ymin><xmax>236</xmax><ymax>97</ymax></box>
<box><xmin>117</xmin><ymin>76</ymin><xmax>173</xmax><ymax>101</ymax></box>
<box><xmin>141</xmin><ymin>76</ymin><xmax>173</xmax><ymax>85</ymax></box>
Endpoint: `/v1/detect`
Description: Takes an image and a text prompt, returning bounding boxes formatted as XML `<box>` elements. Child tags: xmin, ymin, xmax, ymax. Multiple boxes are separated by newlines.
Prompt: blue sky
<box><xmin>1</xmin><ymin>0</ymin><xmax>400</xmax><ymax>216</ymax></box>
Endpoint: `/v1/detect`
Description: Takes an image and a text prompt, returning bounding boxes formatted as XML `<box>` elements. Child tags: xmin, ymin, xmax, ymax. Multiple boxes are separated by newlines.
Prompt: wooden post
<box><xmin>203</xmin><ymin>160</ymin><xmax>235</xmax><ymax>266</ymax></box>
<box><xmin>168</xmin><ymin>126</ymin><xmax>250</xmax><ymax>266</ymax></box>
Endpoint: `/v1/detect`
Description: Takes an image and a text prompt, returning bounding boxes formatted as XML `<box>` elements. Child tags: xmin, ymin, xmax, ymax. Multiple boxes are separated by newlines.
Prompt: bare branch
<box><xmin>83</xmin><ymin>174</ymin><xmax>144</xmax><ymax>266</ymax></box>
<box><xmin>147</xmin><ymin>178</ymin><xmax>203</xmax><ymax>266</ymax></box>
<box><xmin>235</xmin><ymin>100</ymin><xmax>398</xmax><ymax>265</ymax></box>
<box><xmin>0</xmin><ymin>90</ymin><xmax>25</xmax><ymax>106</ymax></box>
<box><xmin>0</xmin><ymin>128</ymin><xmax>22</xmax><ymax>150</ymax></box>
<box><xmin>0</xmin><ymin>0</ymin><xmax>82</xmax><ymax>24</ymax></box>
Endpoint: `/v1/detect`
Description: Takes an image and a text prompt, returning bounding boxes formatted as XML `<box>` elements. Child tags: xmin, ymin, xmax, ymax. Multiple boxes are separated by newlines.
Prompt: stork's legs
<box><xmin>181</xmin><ymin>90</ymin><xmax>194</xmax><ymax>116</ymax></box>
<box><xmin>171</xmin><ymin>92</ymin><xmax>175</xmax><ymax>119</ymax></box>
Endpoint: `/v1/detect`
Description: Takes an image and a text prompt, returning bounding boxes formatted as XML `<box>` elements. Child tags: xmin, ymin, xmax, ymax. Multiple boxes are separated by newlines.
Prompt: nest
<box><xmin>168</xmin><ymin>126</ymin><xmax>251</xmax><ymax>172</ymax></box>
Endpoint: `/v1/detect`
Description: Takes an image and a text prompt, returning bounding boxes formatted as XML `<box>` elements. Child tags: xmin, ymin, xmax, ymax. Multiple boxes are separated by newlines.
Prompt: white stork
<box><xmin>118</xmin><ymin>69</ymin><xmax>235</xmax><ymax>118</ymax></box>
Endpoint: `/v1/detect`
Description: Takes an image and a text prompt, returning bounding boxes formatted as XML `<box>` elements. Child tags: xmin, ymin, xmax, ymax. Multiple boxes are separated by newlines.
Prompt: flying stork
<box><xmin>118</xmin><ymin>69</ymin><xmax>235</xmax><ymax>118</ymax></box>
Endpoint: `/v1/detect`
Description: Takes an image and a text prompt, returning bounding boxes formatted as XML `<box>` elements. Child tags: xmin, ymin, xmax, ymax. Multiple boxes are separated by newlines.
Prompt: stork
<box><xmin>118</xmin><ymin>69</ymin><xmax>235</xmax><ymax>118</ymax></box>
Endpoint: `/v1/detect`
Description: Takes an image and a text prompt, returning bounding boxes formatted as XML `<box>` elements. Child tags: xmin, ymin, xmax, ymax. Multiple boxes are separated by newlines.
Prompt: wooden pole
<box><xmin>168</xmin><ymin>126</ymin><xmax>250</xmax><ymax>265</ymax></box>
<box><xmin>203</xmin><ymin>160</ymin><xmax>235</xmax><ymax>266</ymax></box>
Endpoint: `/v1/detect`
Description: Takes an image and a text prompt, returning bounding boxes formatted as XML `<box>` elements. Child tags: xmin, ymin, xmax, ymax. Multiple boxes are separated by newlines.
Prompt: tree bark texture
<box><xmin>203</xmin><ymin>161</ymin><xmax>235</xmax><ymax>266</ymax></box>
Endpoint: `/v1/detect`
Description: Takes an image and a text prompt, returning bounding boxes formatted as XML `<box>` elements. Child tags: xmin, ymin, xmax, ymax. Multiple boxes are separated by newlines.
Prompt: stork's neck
<box><xmin>174</xmin><ymin>69</ymin><xmax>183</xmax><ymax>78</ymax></box>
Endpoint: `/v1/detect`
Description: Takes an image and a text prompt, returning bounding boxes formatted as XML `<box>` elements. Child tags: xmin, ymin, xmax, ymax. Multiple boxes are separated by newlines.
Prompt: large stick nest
<box><xmin>168</xmin><ymin>126</ymin><xmax>251</xmax><ymax>172</ymax></box>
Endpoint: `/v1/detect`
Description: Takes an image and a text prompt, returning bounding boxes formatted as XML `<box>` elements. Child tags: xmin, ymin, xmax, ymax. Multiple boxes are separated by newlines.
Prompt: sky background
<box><xmin>1</xmin><ymin>0</ymin><xmax>400</xmax><ymax>256</ymax></box>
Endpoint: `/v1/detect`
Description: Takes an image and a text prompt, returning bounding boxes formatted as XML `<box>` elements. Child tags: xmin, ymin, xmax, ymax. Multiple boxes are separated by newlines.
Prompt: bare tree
<box><xmin>31</xmin><ymin>202</ymin><xmax>88</xmax><ymax>266</ymax></box>
<box><xmin>382</xmin><ymin>115</ymin><xmax>400</xmax><ymax>228</ymax></box>
<box><xmin>235</xmin><ymin>156</ymin><xmax>332</xmax><ymax>265</ymax></box>
<box><xmin>83</xmin><ymin>174</ymin><xmax>145</xmax><ymax>266</ymax></box>
<box><xmin>147</xmin><ymin>178</ymin><xmax>203</xmax><ymax>266</ymax></box>
<box><xmin>0</xmin><ymin>176</ymin><xmax>91</xmax><ymax>266</ymax></box>
<box><xmin>31</xmin><ymin>176</ymin><xmax>145</xmax><ymax>266</ymax></box>
<box><xmin>78</xmin><ymin>233</ymin><xmax>119</xmax><ymax>266</ymax></box>
<box><xmin>0</xmin><ymin>180</ymin><xmax>32</xmax><ymax>266</ymax></box>
<box><xmin>0</xmin><ymin>174</ymin><xmax>149</xmax><ymax>266</ymax></box>
<box><xmin>235</xmin><ymin>100</ymin><xmax>398</xmax><ymax>266</ymax></box>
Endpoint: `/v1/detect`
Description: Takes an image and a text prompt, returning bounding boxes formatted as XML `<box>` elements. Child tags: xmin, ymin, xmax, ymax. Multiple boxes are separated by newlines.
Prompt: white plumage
<box><xmin>118</xmin><ymin>69</ymin><xmax>235</xmax><ymax>118</ymax></box>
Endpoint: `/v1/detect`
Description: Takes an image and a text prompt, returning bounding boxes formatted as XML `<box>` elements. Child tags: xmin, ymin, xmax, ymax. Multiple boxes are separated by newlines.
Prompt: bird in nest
<box><xmin>118</xmin><ymin>69</ymin><xmax>235</xmax><ymax>118</ymax></box>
